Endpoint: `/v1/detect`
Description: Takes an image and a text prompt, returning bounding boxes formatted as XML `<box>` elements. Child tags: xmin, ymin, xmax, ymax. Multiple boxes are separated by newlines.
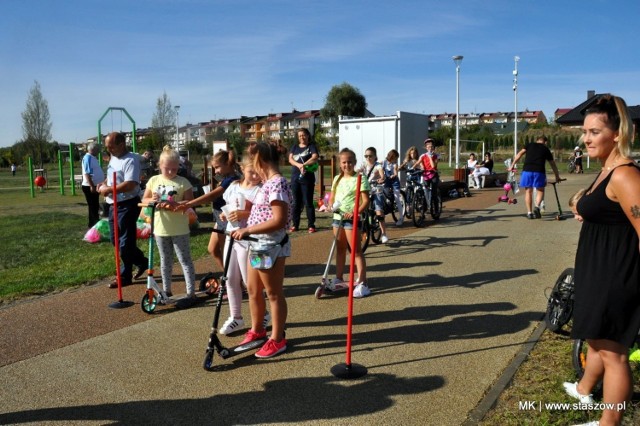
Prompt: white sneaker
<box><xmin>572</xmin><ymin>421</ymin><xmax>599</xmax><ymax>426</ymax></box>
<box><xmin>263</xmin><ymin>312</ymin><xmax>271</xmax><ymax>329</ymax></box>
<box><xmin>220</xmin><ymin>317</ymin><xmax>245</xmax><ymax>335</ymax></box>
<box><xmin>540</xmin><ymin>201</ymin><xmax>546</xmax><ymax>213</ymax></box>
<box><xmin>563</xmin><ymin>382</ymin><xmax>594</xmax><ymax>404</ymax></box>
<box><xmin>353</xmin><ymin>282</ymin><xmax>371</xmax><ymax>298</ymax></box>
<box><xmin>328</xmin><ymin>277</ymin><xmax>348</xmax><ymax>291</ymax></box>
<box><xmin>381</xmin><ymin>234</ymin><xmax>389</xmax><ymax>244</ymax></box>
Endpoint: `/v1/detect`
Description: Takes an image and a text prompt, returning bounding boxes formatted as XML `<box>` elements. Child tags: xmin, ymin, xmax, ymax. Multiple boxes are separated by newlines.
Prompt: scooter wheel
<box><xmin>203</xmin><ymin>349</ymin><xmax>214</xmax><ymax>371</ymax></box>
<box><xmin>556</xmin><ymin>215</ymin><xmax>561</xmax><ymax>220</ymax></box>
<box><xmin>199</xmin><ymin>272</ymin><xmax>219</xmax><ymax>294</ymax></box>
<box><xmin>141</xmin><ymin>293</ymin><xmax>157</xmax><ymax>314</ymax></box>
<box><xmin>512</xmin><ymin>199</ymin><xmax>518</xmax><ymax>204</ymax></box>
<box><xmin>315</xmin><ymin>286</ymin><xmax>324</xmax><ymax>299</ymax></box>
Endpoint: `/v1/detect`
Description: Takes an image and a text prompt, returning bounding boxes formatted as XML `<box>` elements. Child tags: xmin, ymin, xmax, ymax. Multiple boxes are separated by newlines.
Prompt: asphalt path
<box><xmin>0</xmin><ymin>174</ymin><xmax>591</xmax><ymax>425</ymax></box>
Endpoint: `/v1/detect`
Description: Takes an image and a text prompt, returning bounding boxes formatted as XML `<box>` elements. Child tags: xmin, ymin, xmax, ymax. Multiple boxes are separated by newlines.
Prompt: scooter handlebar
<box><xmin>210</xmin><ymin>228</ymin><xmax>258</xmax><ymax>242</ymax></box>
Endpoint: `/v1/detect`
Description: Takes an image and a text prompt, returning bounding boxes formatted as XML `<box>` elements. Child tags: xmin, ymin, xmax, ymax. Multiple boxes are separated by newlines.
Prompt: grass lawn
<box><xmin>0</xmin><ymin>166</ymin><xmax>334</xmax><ymax>303</ymax></box>
<box><xmin>481</xmin><ymin>329</ymin><xmax>640</xmax><ymax>425</ymax></box>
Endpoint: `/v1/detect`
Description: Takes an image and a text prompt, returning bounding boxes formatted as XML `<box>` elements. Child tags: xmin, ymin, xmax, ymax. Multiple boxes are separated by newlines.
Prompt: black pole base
<box><xmin>109</xmin><ymin>300</ymin><xmax>135</xmax><ymax>309</ymax></box>
<box><xmin>331</xmin><ymin>362</ymin><xmax>368</xmax><ymax>379</ymax></box>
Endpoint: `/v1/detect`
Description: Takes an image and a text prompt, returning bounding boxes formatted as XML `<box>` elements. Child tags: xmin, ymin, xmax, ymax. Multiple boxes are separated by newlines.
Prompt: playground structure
<box><xmin>28</xmin><ymin>107</ymin><xmax>136</xmax><ymax>198</ymax></box>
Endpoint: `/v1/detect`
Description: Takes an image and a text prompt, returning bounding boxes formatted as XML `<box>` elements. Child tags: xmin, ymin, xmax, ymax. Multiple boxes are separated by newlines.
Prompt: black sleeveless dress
<box><xmin>571</xmin><ymin>163</ymin><xmax>640</xmax><ymax>347</ymax></box>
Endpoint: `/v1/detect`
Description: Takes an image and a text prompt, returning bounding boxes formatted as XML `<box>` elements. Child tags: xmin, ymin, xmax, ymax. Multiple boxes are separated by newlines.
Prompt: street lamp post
<box><xmin>513</xmin><ymin>56</ymin><xmax>519</xmax><ymax>161</ymax></box>
<box><xmin>175</xmin><ymin>105</ymin><xmax>180</xmax><ymax>149</ymax></box>
<box><xmin>452</xmin><ymin>55</ymin><xmax>463</xmax><ymax>170</ymax></box>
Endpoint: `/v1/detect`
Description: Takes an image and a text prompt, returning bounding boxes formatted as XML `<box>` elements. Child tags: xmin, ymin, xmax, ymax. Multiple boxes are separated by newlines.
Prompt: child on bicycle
<box><xmin>358</xmin><ymin>147</ymin><xmax>389</xmax><ymax>243</ymax></box>
<box><xmin>417</xmin><ymin>138</ymin><xmax>440</xmax><ymax>199</ymax></box>
<box><xmin>218</xmin><ymin>156</ymin><xmax>265</xmax><ymax>335</ymax></box>
<box><xmin>329</xmin><ymin>148</ymin><xmax>371</xmax><ymax>298</ymax></box>
<box><xmin>141</xmin><ymin>145</ymin><xmax>197</xmax><ymax>306</ymax></box>
<box><xmin>383</xmin><ymin>149</ymin><xmax>404</xmax><ymax>226</ymax></box>
<box><xmin>399</xmin><ymin>146</ymin><xmax>420</xmax><ymax>171</ymax></box>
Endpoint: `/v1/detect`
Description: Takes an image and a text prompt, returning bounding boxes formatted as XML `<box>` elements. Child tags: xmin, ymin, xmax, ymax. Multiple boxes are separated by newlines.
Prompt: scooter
<box><xmin>497</xmin><ymin>181</ymin><xmax>518</xmax><ymax>204</ymax></box>
<box><xmin>315</xmin><ymin>202</ymin><xmax>350</xmax><ymax>299</ymax></box>
<box><xmin>203</xmin><ymin>229</ymin><xmax>268</xmax><ymax>371</ymax></box>
<box><xmin>550</xmin><ymin>179</ymin><xmax>568</xmax><ymax>220</ymax></box>
<box><xmin>139</xmin><ymin>202</ymin><xmax>214</xmax><ymax>314</ymax></box>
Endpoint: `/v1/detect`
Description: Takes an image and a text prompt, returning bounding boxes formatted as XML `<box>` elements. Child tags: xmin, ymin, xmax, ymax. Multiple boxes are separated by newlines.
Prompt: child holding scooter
<box><xmin>329</xmin><ymin>148</ymin><xmax>371</xmax><ymax>298</ymax></box>
<box><xmin>218</xmin><ymin>157</ymin><xmax>264</xmax><ymax>335</ymax></box>
<box><xmin>141</xmin><ymin>145</ymin><xmax>197</xmax><ymax>306</ymax></box>
<box><xmin>182</xmin><ymin>150</ymin><xmax>240</xmax><ymax>284</ymax></box>
<box><xmin>231</xmin><ymin>142</ymin><xmax>292</xmax><ymax>358</ymax></box>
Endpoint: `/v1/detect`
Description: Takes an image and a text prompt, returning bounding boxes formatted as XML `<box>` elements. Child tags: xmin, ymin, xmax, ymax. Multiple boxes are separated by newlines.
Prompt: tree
<box><xmin>151</xmin><ymin>92</ymin><xmax>177</xmax><ymax>149</ymax></box>
<box><xmin>320</xmin><ymin>82</ymin><xmax>367</xmax><ymax>132</ymax></box>
<box><xmin>21</xmin><ymin>81</ymin><xmax>52</xmax><ymax>168</ymax></box>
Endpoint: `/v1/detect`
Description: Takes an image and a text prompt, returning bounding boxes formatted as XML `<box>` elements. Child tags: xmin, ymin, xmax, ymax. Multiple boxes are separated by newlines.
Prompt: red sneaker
<box><xmin>239</xmin><ymin>329</ymin><xmax>267</xmax><ymax>345</ymax></box>
<box><xmin>308</xmin><ymin>227</ymin><xmax>316</xmax><ymax>233</ymax></box>
<box><xmin>255</xmin><ymin>338</ymin><xmax>287</xmax><ymax>358</ymax></box>
<box><xmin>289</xmin><ymin>226</ymin><xmax>297</xmax><ymax>233</ymax></box>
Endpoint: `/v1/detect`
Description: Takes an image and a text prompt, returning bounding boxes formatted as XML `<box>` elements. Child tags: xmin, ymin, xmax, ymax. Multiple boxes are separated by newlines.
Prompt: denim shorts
<box><xmin>371</xmin><ymin>191</ymin><xmax>385</xmax><ymax>212</ymax></box>
<box><xmin>332</xmin><ymin>219</ymin><xmax>362</xmax><ymax>230</ymax></box>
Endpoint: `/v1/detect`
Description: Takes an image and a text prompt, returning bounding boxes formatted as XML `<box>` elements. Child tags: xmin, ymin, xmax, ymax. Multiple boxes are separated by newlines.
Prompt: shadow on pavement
<box><xmin>0</xmin><ymin>373</ymin><xmax>445</xmax><ymax>425</ymax></box>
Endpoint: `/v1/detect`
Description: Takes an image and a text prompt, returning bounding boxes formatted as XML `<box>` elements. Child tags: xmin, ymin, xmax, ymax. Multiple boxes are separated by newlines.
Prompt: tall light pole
<box><xmin>513</xmin><ymin>56</ymin><xmax>519</xmax><ymax>161</ymax></box>
<box><xmin>174</xmin><ymin>105</ymin><xmax>180</xmax><ymax>149</ymax></box>
<box><xmin>452</xmin><ymin>55</ymin><xmax>463</xmax><ymax>170</ymax></box>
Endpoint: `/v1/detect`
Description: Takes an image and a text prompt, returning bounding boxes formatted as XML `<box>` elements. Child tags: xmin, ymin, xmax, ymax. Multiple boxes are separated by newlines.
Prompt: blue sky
<box><xmin>1</xmin><ymin>0</ymin><xmax>639</xmax><ymax>148</ymax></box>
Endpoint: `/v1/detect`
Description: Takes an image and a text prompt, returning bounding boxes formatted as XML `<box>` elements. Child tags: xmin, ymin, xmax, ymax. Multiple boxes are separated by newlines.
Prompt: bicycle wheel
<box><xmin>544</xmin><ymin>268</ymin><xmax>575</xmax><ymax>333</ymax></box>
<box><xmin>360</xmin><ymin>211</ymin><xmax>370</xmax><ymax>253</ymax></box>
<box><xmin>571</xmin><ymin>339</ymin><xmax>603</xmax><ymax>395</ymax></box>
<box><xmin>371</xmin><ymin>213</ymin><xmax>382</xmax><ymax>244</ymax></box>
<box><xmin>404</xmin><ymin>186</ymin><xmax>414</xmax><ymax>219</ymax></box>
<box><xmin>391</xmin><ymin>190</ymin><xmax>406</xmax><ymax>222</ymax></box>
<box><xmin>347</xmin><ymin>211</ymin><xmax>370</xmax><ymax>254</ymax></box>
<box><xmin>412</xmin><ymin>188</ymin><xmax>426</xmax><ymax>227</ymax></box>
<box><xmin>572</xmin><ymin>338</ymin><xmax>588</xmax><ymax>380</ymax></box>
<box><xmin>430</xmin><ymin>188</ymin><xmax>442</xmax><ymax>220</ymax></box>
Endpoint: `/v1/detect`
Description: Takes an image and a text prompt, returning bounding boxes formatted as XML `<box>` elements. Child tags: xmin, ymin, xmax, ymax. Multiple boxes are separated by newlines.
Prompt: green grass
<box><xmin>0</xmin><ymin>166</ymin><xmax>332</xmax><ymax>303</ymax></box>
<box><xmin>481</xmin><ymin>329</ymin><xmax>640</xmax><ymax>425</ymax></box>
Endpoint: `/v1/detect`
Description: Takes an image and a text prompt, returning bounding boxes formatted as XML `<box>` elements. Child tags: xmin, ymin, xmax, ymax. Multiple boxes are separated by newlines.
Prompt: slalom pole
<box><xmin>331</xmin><ymin>172</ymin><xmax>368</xmax><ymax>379</ymax></box>
<box><xmin>109</xmin><ymin>171</ymin><xmax>134</xmax><ymax>309</ymax></box>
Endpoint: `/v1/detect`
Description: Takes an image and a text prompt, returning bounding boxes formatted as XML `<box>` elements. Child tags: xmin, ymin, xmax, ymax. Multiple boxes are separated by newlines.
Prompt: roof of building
<box><xmin>556</xmin><ymin>93</ymin><xmax>640</xmax><ymax>125</ymax></box>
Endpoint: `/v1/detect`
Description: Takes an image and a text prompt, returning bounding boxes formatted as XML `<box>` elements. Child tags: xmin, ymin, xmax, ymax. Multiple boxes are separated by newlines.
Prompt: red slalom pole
<box><xmin>109</xmin><ymin>171</ymin><xmax>133</xmax><ymax>309</ymax></box>
<box><xmin>331</xmin><ymin>172</ymin><xmax>368</xmax><ymax>379</ymax></box>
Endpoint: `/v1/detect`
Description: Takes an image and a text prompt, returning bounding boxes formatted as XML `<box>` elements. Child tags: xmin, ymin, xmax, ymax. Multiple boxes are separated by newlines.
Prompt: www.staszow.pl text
<box><xmin>519</xmin><ymin>401</ymin><xmax>626</xmax><ymax>412</ymax></box>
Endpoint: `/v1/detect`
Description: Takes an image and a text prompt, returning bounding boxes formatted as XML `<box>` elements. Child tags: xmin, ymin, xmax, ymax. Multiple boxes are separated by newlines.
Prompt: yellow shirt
<box><xmin>146</xmin><ymin>174</ymin><xmax>193</xmax><ymax>236</ymax></box>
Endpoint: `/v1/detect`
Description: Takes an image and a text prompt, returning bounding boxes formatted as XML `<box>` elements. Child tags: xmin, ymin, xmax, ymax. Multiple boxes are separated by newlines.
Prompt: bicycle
<box><xmin>567</xmin><ymin>155</ymin><xmax>576</xmax><ymax>174</ymax></box>
<box><xmin>411</xmin><ymin>170</ymin><xmax>442</xmax><ymax>227</ymax></box>
<box><xmin>402</xmin><ymin>168</ymin><xmax>421</xmax><ymax>220</ymax></box>
<box><xmin>544</xmin><ymin>268</ymin><xmax>575</xmax><ymax>333</ymax></box>
<box><xmin>367</xmin><ymin>183</ymin><xmax>406</xmax><ymax>242</ymax></box>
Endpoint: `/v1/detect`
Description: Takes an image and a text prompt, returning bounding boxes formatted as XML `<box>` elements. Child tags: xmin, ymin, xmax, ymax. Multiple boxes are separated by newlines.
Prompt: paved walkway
<box><xmin>0</xmin><ymin>175</ymin><xmax>591</xmax><ymax>425</ymax></box>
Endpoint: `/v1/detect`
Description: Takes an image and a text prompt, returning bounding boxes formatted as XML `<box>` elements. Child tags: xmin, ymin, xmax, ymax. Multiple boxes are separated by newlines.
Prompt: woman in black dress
<box><xmin>563</xmin><ymin>94</ymin><xmax>640</xmax><ymax>426</ymax></box>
